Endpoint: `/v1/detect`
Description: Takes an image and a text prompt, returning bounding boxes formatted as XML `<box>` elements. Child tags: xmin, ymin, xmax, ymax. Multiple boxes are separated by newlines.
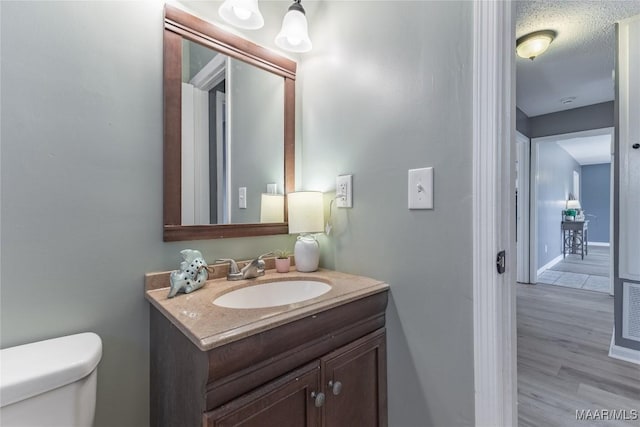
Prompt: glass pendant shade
<box><xmin>275</xmin><ymin>2</ymin><xmax>312</xmax><ymax>53</ymax></box>
<box><xmin>516</xmin><ymin>30</ymin><xmax>556</xmax><ymax>60</ymax></box>
<box><xmin>218</xmin><ymin>0</ymin><xmax>264</xmax><ymax>30</ymax></box>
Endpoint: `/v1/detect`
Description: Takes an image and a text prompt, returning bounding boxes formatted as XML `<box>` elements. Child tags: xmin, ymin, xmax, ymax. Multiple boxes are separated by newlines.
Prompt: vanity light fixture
<box><xmin>516</xmin><ymin>30</ymin><xmax>556</xmax><ymax>60</ymax></box>
<box><xmin>275</xmin><ymin>0</ymin><xmax>312</xmax><ymax>53</ymax></box>
<box><xmin>288</xmin><ymin>191</ymin><xmax>324</xmax><ymax>272</ymax></box>
<box><xmin>218</xmin><ymin>0</ymin><xmax>264</xmax><ymax>30</ymax></box>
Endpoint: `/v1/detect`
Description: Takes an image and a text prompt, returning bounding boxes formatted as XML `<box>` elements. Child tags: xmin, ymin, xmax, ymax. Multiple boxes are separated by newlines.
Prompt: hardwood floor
<box><xmin>517</xmin><ymin>283</ymin><xmax>640</xmax><ymax>427</ymax></box>
<box><xmin>539</xmin><ymin>246</ymin><xmax>611</xmax><ymax>293</ymax></box>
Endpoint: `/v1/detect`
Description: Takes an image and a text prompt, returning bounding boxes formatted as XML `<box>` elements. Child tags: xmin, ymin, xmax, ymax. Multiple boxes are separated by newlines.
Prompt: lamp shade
<box><xmin>566</xmin><ymin>199</ymin><xmax>581</xmax><ymax>210</ymax></box>
<box><xmin>260</xmin><ymin>194</ymin><xmax>284</xmax><ymax>223</ymax></box>
<box><xmin>218</xmin><ymin>0</ymin><xmax>264</xmax><ymax>30</ymax></box>
<box><xmin>275</xmin><ymin>2</ymin><xmax>312</xmax><ymax>53</ymax></box>
<box><xmin>516</xmin><ymin>30</ymin><xmax>556</xmax><ymax>60</ymax></box>
<box><xmin>288</xmin><ymin>191</ymin><xmax>324</xmax><ymax>234</ymax></box>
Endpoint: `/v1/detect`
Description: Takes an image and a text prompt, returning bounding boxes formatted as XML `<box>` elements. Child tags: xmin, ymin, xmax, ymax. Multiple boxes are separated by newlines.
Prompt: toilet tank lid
<box><xmin>0</xmin><ymin>332</ymin><xmax>102</xmax><ymax>408</ymax></box>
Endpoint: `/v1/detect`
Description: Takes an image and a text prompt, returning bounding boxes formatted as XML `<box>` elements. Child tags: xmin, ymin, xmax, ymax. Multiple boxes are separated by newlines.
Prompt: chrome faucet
<box><xmin>216</xmin><ymin>253</ymin><xmax>272</xmax><ymax>281</ymax></box>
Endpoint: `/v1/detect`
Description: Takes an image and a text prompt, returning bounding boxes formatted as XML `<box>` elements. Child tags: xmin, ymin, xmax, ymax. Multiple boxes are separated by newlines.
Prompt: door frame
<box><xmin>529</xmin><ymin>127</ymin><xmax>614</xmax><ymax>284</ymax></box>
<box><xmin>472</xmin><ymin>1</ymin><xmax>517</xmax><ymax>425</ymax></box>
<box><xmin>516</xmin><ymin>131</ymin><xmax>531</xmax><ymax>284</ymax></box>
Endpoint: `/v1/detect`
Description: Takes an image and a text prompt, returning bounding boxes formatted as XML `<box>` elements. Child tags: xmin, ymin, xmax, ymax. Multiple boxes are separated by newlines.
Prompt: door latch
<box><xmin>496</xmin><ymin>250</ymin><xmax>506</xmax><ymax>274</ymax></box>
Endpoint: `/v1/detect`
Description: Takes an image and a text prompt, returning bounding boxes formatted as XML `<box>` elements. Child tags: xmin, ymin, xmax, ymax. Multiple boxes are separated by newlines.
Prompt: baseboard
<box><xmin>589</xmin><ymin>241</ymin><xmax>610</xmax><ymax>247</ymax></box>
<box><xmin>537</xmin><ymin>254</ymin><xmax>563</xmax><ymax>276</ymax></box>
<box><xmin>609</xmin><ymin>332</ymin><xmax>640</xmax><ymax>365</ymax></box>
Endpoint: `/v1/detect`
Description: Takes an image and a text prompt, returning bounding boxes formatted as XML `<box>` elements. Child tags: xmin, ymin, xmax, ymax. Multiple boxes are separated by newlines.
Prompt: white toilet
<box><xmin>0</xmin><ymin>332</ymin><xmax>102</xmax><ymax>427</ymax></box>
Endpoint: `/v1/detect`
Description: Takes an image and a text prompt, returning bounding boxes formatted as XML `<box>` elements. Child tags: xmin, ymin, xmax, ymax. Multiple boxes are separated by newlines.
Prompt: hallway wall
<box><xmin>581</xmin><ymin>163</ymin><xmax>611</xmax><ymax>243</ymax></box>
<box><xmin>536</xmin><ymin>142</ymin><xmax>581</xmax><ymax>269</ymax></box>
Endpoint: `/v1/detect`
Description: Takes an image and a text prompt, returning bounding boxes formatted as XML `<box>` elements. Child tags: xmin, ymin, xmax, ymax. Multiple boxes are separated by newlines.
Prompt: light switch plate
<box><xmin>408</xmin><ymin>167</ymin><xmax>433</xmax><ymax>209</ymax></box>
<box><xmin>266</xmin><ymin>183</ymin><xmax>277</xmax><ymax>194</ymax></box>
<box><xmin>336</xmin><ymin>174</ymin><xmax>353</xmax><ymax>208</ymax></box>
<box><xmin>239</xmin><ymin>187</ymin><xmax>247</xmax><ymax>209</ymax></box>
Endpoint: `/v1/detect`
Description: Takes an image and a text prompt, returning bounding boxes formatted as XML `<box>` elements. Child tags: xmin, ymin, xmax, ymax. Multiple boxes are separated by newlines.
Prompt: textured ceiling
<box><xmin>516</xmin><ymin>0</ymin><xmax>640</xmax><ymax>117</ymax></box>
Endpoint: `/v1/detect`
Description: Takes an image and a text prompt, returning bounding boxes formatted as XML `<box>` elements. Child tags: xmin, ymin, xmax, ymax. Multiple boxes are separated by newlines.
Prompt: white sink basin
<box><xmin>213</xmin><ymin>280</ymin><xmax>331</xmax><ymax>309</ymax></box>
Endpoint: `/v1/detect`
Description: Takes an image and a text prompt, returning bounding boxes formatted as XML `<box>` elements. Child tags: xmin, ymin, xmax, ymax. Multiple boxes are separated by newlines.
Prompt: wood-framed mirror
<box><xmin>163</xmin><ymin>5</ymin><xmax>295</xmax><ymax>241</ymax></box>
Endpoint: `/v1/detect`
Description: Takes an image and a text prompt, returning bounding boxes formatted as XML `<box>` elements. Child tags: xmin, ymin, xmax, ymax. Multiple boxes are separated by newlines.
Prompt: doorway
<box><xmin>528</xmin><ymin>127</ymin><xmax>614</xmax><ymax>294</ymax></box>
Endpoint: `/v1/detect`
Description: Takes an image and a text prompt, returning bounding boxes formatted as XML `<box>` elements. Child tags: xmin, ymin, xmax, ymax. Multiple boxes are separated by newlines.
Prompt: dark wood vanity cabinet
<box><xmin>203</xmin><ymin>330</ymin><xmax>386</xmax><ymax>427</ymax></box>
<box><xmin>321</xmin><ymin>331</ymin><xmax>387</xmax><ymax>427</ymax></box>
<box><xmin>204</xmin><ymin>362</ymin><xmax>322</xmax><ymax>427</ymax></box>
<box><xmin>150</xmin><ymin>291</ymin><xmax>388</xmax><ymax>427</ymax></box>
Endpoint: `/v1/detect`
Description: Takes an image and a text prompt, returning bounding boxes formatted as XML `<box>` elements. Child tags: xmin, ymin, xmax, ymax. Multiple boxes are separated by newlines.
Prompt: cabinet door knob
<box><xmin>633</xmin><ymin>143</ymin><xmax>640</xmax><ymax>149</ymax></box>
<box><xmin>311</xmin><ymin>391</ymin><xmax>325</xmax><ymax>407</ymax></box>
<box><xmin>328</xmin><ymin>380</ymin><xmax>343</xmax><ymax>395</ymax></box>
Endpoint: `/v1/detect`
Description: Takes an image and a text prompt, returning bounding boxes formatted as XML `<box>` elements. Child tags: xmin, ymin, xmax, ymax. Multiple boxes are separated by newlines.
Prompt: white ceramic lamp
<box><xmin>260</xmin><ymin>194</ymin><xmax>284</xmax><ymax>223</ymax></box>
<box><xmin>288</xmin><ymin>191</ymin><xmax>324</xmax><ymax>272</ymax></box>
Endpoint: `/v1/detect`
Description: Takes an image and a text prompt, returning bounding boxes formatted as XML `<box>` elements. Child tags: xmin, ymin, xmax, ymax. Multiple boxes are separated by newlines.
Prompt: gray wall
<box><xmin>186</xmin><ymin>40</ymin><xmax>218</xmax><ymax>82</ymax></box>
<box><xmin>536</xmin><ymin>142</ymin><xmax>581</xmax><ymax>269</ymax></box>
<box><xmin>516</xmin><ymin>107</ymin><xmax>531</xmax><ymax>137</ymax></box>
<box><xmin>529</xmin><ymin>101</ymin><xmax>614</xmax><ymax>139</ymax></box>
<box><xmin>581</xmin><ymin>163</ymin><xmax>611</xmax><ymax>243</ymax></box>
<box><xmin>0</xmin><ymin>2</ymin><xmax>294</xmax><ymax>426</ymax></box>
<box><xmin>301</xmin><ymin>2</ymin><xmax>475</xmax><ymax>426</ymax></box>
<box><xmin>228</xmin><ymin>57</ymin><xmax>284</xmax><ymax>223</ymax></box>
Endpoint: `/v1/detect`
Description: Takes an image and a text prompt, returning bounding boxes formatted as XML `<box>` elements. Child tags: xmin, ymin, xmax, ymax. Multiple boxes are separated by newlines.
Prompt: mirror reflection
<box><xmin>180</xmin><ymin>39</ymin><xmax>284</xmax><ymax>225</ymax></box>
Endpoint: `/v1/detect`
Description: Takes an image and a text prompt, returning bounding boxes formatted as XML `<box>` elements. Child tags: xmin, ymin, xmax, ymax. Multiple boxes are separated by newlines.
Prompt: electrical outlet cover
<box><xmin>408</xmin><ymin>167</ymin><xmax>433</xmax><ymax>209</ymax></box>
<box><xmin>336</xmin><ymin>175</ymin><xmax>353</xmax><ymax>208</ymax></box>
<box><xmin>239</xmin><ymin>187</ymin><xmax>247</xmax><ymax>209</ymax></box>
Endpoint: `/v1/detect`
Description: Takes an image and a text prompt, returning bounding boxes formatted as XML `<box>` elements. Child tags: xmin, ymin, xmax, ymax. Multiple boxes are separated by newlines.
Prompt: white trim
<box><xmin>216</xmin><ymin>91</ymin><xmax>228</xmax><ymax>224</ymax></box>
<box><xmin>472</xmin><ymin>1</ymin><xmax>517</xmax><ymax>426</ymax></box>
<box><xmin>190</xmin><ymin>54</ymin><xmax>227</xmax><ymax>91</ymax></box>
<box><xmin>537</xmin><ymin>254</ymin><xmax>563</xmax><ymax>277</ymax></box>
<box><xmin>532</xmin><ymin>127</ymin><xmax>615</xmax><ymax>145</ymax></box>
<box><xmin>589</xmin><ymin>241</ymin><xmax>611</xmax><ymax>247</ymax></box>
<box><xmin>516</xmin><ymin>131</ymin><xmax>530</xmax><ymax>283</ymax></box>
<box><xmin>617</xmin><ymin>17</ymin><xmax>640</xmax><ymax>282</ymax></box>
<box><xmin>609</xmin><ymin>331</ymin><xmax>640</xmax><ymax>365</ymax></box>
<box><xmin>193</xmin><ymin>89</ymin><xmax>210</xmax><ymax>224</ymax></box>
<box><xmin>225</xmin><ymin>62</ymin><xmax>232</xmax><ymax>222</ymax></box>
<box><xmin>529</xmin><ymin>138</ymin><xmax>539</xmax><ymax>283</ymax></box>
<box><xmin>181</xmin><ymin>83</ymin><xmax>196</xmax><ymax>225</ymax></box>
<box><xmin>610</xmin><ymin>145</ymin><xmax>615</xmax><ymax>296</ymax></box>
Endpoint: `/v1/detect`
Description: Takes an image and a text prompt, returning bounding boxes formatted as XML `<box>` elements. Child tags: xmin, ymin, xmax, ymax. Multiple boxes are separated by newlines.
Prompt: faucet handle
<box><xmin>215</xmin><ymin>258</ymin><xmax>240</xmax><ymax>274</ymax></box>
<box><xmin>258</xmin><ymin>252</ymin><xmax>273</xmax><ymax>260</ymax></box>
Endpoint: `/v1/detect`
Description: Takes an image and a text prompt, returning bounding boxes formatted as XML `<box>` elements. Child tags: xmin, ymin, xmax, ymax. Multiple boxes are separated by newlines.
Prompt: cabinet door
<box><xmin>204</xmin><ymin>362</ymin><xmax>321</xmax><ymax>427</ymax></box>
<box><xmin>321</xmin><ymin>329</ymin><xmax>387</xmax><ymax>427</ymax></box>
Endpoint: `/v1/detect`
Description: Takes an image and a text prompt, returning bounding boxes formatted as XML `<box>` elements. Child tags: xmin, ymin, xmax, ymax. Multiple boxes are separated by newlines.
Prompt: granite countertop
<box><xmin>145</xmin><ymin>268</ymin><xmax>389</xmax><ymax>351</ymax></box>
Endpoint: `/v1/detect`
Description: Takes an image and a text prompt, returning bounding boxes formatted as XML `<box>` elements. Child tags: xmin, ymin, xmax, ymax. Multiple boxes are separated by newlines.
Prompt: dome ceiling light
<box><xmin>516</xmin><ymin>30</ymin><xmax>557</xmax><ymax>60</ymax></box>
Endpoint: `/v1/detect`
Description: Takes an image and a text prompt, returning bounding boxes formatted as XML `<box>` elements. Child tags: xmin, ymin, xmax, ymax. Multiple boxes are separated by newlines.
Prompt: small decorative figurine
<box><xmin>168</xmin><ymin>249</ymin><xmax>213</xmax><ymax>298</ymax></box>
